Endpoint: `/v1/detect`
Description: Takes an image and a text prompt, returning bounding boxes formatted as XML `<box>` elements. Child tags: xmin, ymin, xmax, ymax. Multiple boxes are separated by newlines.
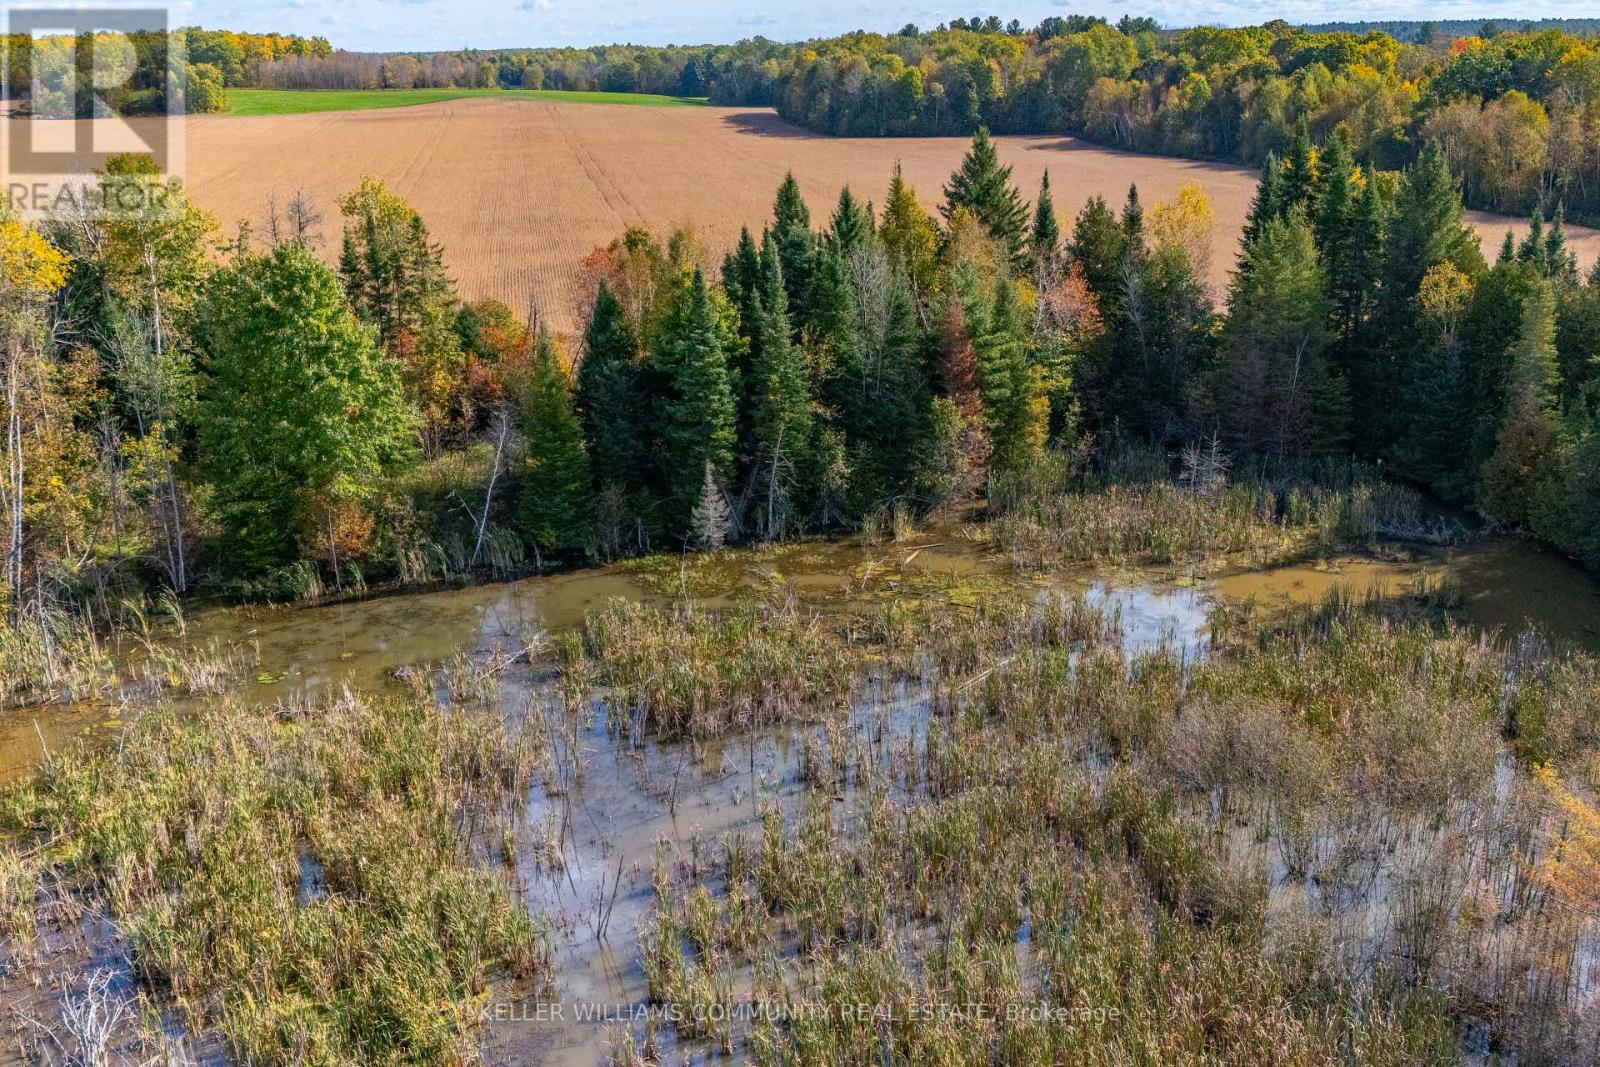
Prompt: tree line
<box><xmin>1</xmin><ymin>28</ymin><xmax>330</xmax><ymax>115</ymax></box>
<box><xmin>2</xmin><ymin>122</ymin><xmax>1599</xmax><ymax>621</ymax></box>
<box><xmin>235</xmin><ymin>17</ymin><xmax>1600</xmax><ymax>226</ymax></box>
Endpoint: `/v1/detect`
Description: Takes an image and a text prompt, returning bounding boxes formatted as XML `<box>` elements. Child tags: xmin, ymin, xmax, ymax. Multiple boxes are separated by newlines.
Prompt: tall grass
<box><xmin>990</xmin><ymin>447</ymin><xmax>1461</xmax><ymax>570</ymax></box>
<box><xmin>0</xmin><ymin>688</ymin><xmax>549</xmax><ymax>1064</ymax></box>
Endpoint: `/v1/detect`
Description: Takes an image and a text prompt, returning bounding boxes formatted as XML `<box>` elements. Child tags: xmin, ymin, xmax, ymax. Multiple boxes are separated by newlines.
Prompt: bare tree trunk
<box><xmin>147</xmin><ymin>250</ymin><xmax>186</xmax><ymax>592</ymax></box>
<box><xmin>470</xmin><ymin>405</ymin><xmax>514</xmax><ymax>568</ymax></box>
<box><xmin>4</xmin><ymin>343</ymin><xmax>25</xmax><ymax>621</ymax></box>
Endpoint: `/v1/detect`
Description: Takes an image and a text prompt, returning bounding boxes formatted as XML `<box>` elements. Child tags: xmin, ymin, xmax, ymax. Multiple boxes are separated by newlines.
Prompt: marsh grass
<box><xmin>0</xmin><ymin>688</ymin><xmax>549</xmax><ymax>1065</ymax></box>
<box><xmin>576</xmin><ymin>598</ymin><xmax>859</xmax><ymax>739</ymax></box>
<box><xmin>991</xmin><ymin>454</ymin><xmax>1462</xmax><ymax>572</ymax></box>
<box><xmin>0</xmin><ymin>609</ymin><xmax>256</xmax><ymax>709</ymax></box>
<box><xmin>625</xmin><ymin>579</ymin><xmax>1600</xmax><ymax>1063</ymax></box>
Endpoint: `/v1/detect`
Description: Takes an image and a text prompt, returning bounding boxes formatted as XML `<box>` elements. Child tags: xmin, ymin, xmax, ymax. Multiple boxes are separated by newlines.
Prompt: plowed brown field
<box><xmin>170</xmin><ymin>99</ymin><xmax>1600</xmax><ymax>333</ymax></box>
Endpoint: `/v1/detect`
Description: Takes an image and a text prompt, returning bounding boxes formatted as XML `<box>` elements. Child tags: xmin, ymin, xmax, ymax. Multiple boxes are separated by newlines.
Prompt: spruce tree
<box><xmin>880</xmin><ymin>162</ymin><xmax>941</xmax><ymax>297</ymax></box>
<box><xmin>942</xmin><ymin>128</ymin><xmax>1029</xmax><ymax>269</ymax></box>
<box><xmin>1029</xmin><ymin>170</ymin><xmax>1061</xmax><ymax>277</ymax></box>
<box><xmin>828</xmin><ymin>187</ymin><xmax>872</xmax><ymax>256</ymax></box>
<box><xmin>517</xmin><ymin>330</ymin><xmax>592</xmax><ymax>557</ymax></box>
<box><xmin>749</xmin><ymin>237</ymin><xmax>816</xmax><ymax>536</ymax></box>
<box><xmin>1067</xmin><ymin>195</ymin><xmax>1127</xmax><ymax>310</ymax></box>
<box><xmin>1546</xmin><ymin>204</ymin><xmax>1578</xmax><ymax>285</ymax></box>
<box><xmin>1517</xmin><ymin>209</ymin><xmax>1549</xmax><ymax>276</ymax></box>
<box><xmin>652</xmin><ymin>270</ymin><xmax>738</xmax><ymax>539</ymax></box>
<box><xmin>722</xmin><ymin>226</ymin><xmax>763</xmax><ymax>341</ymax></box>
<box><xmin>689</xmin><ymin>461</ymin><xmax>733</xmax><ymax>549</ymax></box>
<box><xmin>1242</xmin><ymin>153</ymin><xmax>1286</xmax><ymax>253</ymax></box>
<box><xmin>1214</xmin><ymin>209</ymin><xmax>1342</xmax><ymax>459</ymax></box>
<box><xmin>976</xmin><ymin>278</ymin><xmax>1045</xmax><ymax>471</ymax></box>
<box><xmin>1498</xmin><ymin>230</ymin><xmax>1517</xmax><ymax>265</ymax></box>
<box><xmin>1280</xmin><ymin>115</ymin><xmax>1317</xmax><ymax>208</ymax></box>
<box><xmin>575</xmin><ymin>281</ymin><xmax>643</xmax><ymax>496</ymax></box>
<box><xmin>1311</xmin><ymin>130</ymin><xmax>1357</xmax><ymax>320</ymax></box>
<box><xmin>772</xmin><ymin>173</ymin><xmax>815</xmax><ymax>325</ymax></box>
<box><xmin>1363</xmin><ymin>141</ymin><xmax>1484</xmax><ymax>456</ymax></box>
<box><xmin>1481</xmin><ymin>281</ymin><xmax>1566</xmax><ymax>528</ymax></box>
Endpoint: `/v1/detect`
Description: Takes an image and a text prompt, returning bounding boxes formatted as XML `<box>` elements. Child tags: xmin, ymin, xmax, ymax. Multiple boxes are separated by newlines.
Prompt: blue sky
<box><xmin>175</xmin><ymin>2</ymin><xmax>1597</xmax><ymax>52</ymax></box>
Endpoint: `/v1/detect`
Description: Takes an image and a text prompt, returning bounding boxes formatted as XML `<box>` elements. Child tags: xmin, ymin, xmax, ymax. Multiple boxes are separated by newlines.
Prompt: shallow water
<box><xmin>4</xmin><ymin>531</ymin><xmax>1600</xmax><ymax>1063</ymax></box>
<box><xmin>5</xmin><ymin>532</ymin><xmax>1600</xmax><ymax>786</ymax></box>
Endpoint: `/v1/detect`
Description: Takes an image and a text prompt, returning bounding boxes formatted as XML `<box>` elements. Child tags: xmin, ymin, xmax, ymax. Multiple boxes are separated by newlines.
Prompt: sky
<box><xmin>159</xmin><ymin>1</ymin><xmax>1599</xmax><ymax>52</ymax></box>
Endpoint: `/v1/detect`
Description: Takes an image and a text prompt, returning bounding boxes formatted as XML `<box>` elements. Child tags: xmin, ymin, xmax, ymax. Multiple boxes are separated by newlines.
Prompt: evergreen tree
<box><xmin>1546</xmin><ymin>204</ymin><xmax>1578</xmax><ymax>285</ymax></box>
<box><xmin>1067</xmin><ymin>195</ymin><xmax>1126</xmax><ymax>310</ymax></box>
<box><xmin>880</xmin><ymin>162</ymin><xmax>941</xmax><ymax>298</ymax></box>
<box><xmin>1517</xmin><ymin>209</ymin><xmax>1548</xmax><ymax>276</ymax></box>
<box><xmin>689</xmin><ymin>461</ymin><xmax>733</xmax><ymax>549</ymax></box>
<box><xmin>1362</xmin><ymin>141</ymin><xmax>1484</xmax><ymax>456</ymax></box>
<box><xmin>942</xmin><ymin>127</ymin><xmax>1029</xmax><ymax>269</ymax></box>
<box><xmin>828</xmin><ymin>187</ymin><xmax>872</xmax><ymax>256</ymax></box>
<box><xmin>1311</xmin><ymin>131</ymin><xmax>1357</xmax><ymax>325</ymax></box>
<box><xmin>1120</xmin><ymin>184</ymin><xmax>1145</xmax><ymax>246</ymax></box>
<box><xmin>575</xmin><ymin>281</ymin><xmax>643</xmax><ymax>496</ymax></box>
<box><xmin>1498</xmin><ymin>230</ymin><xmax>1517</xmax><ymax>265</ymax></box>
<box><xmin>1242</xmin><ymin>153</ymin><xmax>1286</xmax><ymax>252</ymax></box>
<box><xmin>1460</xmin><ymin>259</ymin><xmax>1545</xmax><ymax>468</ymax></box>
<box><xmin>749</xmin><ymin>237</ymin><xmax>816</xmax><ymax>536</ymax></box>
<box><xmin>1029</xmin><ymin>169</ymin><xmax>1061</xmax><ymax>276</ymax></box>
<box><xmin>1279</xmin><ymin>115</ymin><xmax>1317</xmax><ymax>208</ymax></box>
<box><xmin>196</xmin><ymin>242</ymin><xmax>414</xmax><ymax>571</ymax></box>
<box><xmin>651</xmin><ymin>270</ymin><xmax>739</xmax><ymax>538</ymax></box>
<box><xmin>772</xmin><ymin>173</ymin><xmax>816</xmax><ymax>325</ymax></box>
<box><xmin>975</xmin><ymin>278</ymin><xmax>1045</xmax><ymax>471</ymax></box>
<box><xmin>721</xmin><ymin>226</ymin><xmax>763</xmax><ymax>340</ymax></box>
<box><xmin>1481</xmin><ymin>281</ymin><xmax>1566</xmax><ymax>528</ymax></box>
<box><xmin>1214</xmin><ymin>209</ymin><xmax>1344</xmax><ymax>459</ymax></box>
<box><xmin>517</xmin><ymin>330</ymin><xmax>592</xmax><ymax>557</ymax></box>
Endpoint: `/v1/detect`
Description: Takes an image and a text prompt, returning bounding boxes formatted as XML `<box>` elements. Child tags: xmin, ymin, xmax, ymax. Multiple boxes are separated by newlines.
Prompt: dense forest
<box><xmin>2</xmin><ymin>122</ymin><xmax>1598</xmax><ymax>636</ymax></box>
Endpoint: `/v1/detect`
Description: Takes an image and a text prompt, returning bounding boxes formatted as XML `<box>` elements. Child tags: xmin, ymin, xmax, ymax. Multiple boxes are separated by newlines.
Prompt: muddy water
<box><xmin>3</xmin><ymin>530</ymin><xmax>1600</xmax><ymax>1063</ymax></box>
<box><xmin>4</xmin><ymin>533</ymin><xmax>1600</xmax><ymax>785</ymax></box>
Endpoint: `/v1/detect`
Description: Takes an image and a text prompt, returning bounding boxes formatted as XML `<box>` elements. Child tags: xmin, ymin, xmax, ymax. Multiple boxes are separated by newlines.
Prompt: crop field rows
<box><xmin>163</xmin><ymin>99</ymin><xmax>1600</xmax><ymax>334</ymax></box>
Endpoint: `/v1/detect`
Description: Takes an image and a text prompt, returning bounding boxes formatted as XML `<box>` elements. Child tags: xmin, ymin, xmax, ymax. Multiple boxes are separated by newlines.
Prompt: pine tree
<box><xmin>1029</xmin><ymin>169</ymin><xmax>1061</xmax><ymax>277</ymax></box>
<box><xmin>517</xmin><ymin>330</ymin><xmax>592</xmax><ymax>557</ymax></box>
<box><xmin>651</xmin><ymin>270</ymin><xmax>739</xmax><ymax>538</ymax></box>
<box><xmin>772</xmin><ymin>173</ymin><xmax>815</xmax><ymax>325</ymax></box>
<box><xmin>828</xmin><ymin>187</ymin><xmax>872</xmax><ymax>256</ymax></box>
<box><xmin>942</xmin><ymin>127</ymin><xmax>1029</xmax><ymax>269</ymax></box>
<box><xmin>575</xmin><ymin>281</ymin><xmax>642</xmax><ymax>496</ymax></box>
<box><xmin>1498</xmin><ymin>230</ymin><xmax>1517</xmax><ymax>264</ymax></box>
